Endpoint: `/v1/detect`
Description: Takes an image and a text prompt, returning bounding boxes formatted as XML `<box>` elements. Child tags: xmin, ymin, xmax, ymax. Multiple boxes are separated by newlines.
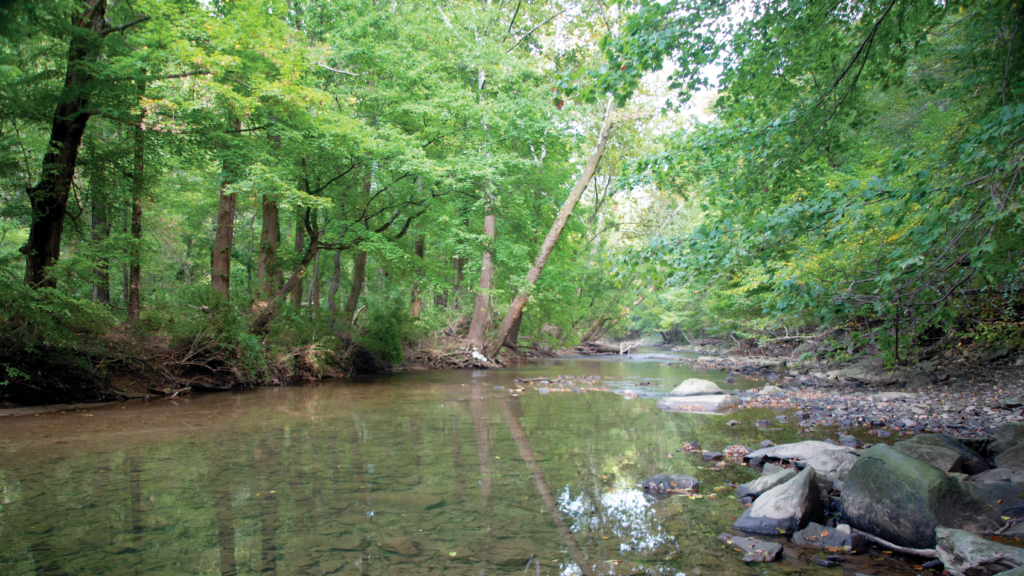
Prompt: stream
<box><xmin>0</xmin><ymin>350</ymin><xmax>923</xmax><ymax>575</ymax></box>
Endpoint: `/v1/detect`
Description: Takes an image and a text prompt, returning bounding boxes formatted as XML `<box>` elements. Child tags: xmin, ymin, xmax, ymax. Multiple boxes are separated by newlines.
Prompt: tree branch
<box><xmin>101</xmin><ymin>15</ymin><xmax>151</xmax><ymax>36</ymax></box>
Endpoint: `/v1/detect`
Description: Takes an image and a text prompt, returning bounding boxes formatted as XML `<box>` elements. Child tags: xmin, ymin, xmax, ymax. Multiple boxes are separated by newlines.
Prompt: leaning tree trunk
<box><xmin>465</xmin><ymin>213</ymin><xmax>495</xmax><ymax>349</ymax></box>
<box><xmin>126</xmin><ymin>76</ymin><xmax>146</xmax><ymax>326</ymax></box>
<box><xmin>22</xmin><ymin>0</ymin><xmax>108</xmax><ymax>288</ymax></box>
<box><xmin>250</xmin><ymin>235</ymin><xmax>321</xmax><ymax>333</ymax></box>
<box><xmin>484</xmin><ymin>100</ymin><xmax>614</xmax><ymax>359</ymax></box>
<box><xmin>410</xmin><ymin>236</ymin><xmax>424</xmax><ymax>318</ymax></box>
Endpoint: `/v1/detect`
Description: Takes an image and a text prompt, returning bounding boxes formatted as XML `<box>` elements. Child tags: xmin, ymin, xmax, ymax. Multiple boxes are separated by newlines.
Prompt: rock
<box><xmin>792</xmin><ymin>522</ymin><xmax>867</xmax><ymax>552</ymax></box>
<box><xmin>972</xmin><ymin>482</ymin><xmax>1024</xmax><ymax>516</ymax></box>
<box><xmin>893</xmin><ymin>440</ymin><xmax>965</xmax><ymax>473</ymax></box>
<box><xmin>656</xmin><ymin>395</ymin><xmax>741</xmax><ymax>414</ymax></box>
<box><xmin>902</xmin><ymin>434</ymin><xmax>990</xmax><ymax>475</ymax></box>
<box><xmin>971</xmin><ymin>468</ymin><xmax>1015</xmax><ymax>483</ymax></box>
<box><xmin>669</xmin><ymin>378</ymin><xmax>723</xmax><ymax>397</ymax></box>
<box><xmin>996</xmin><ymin>443</ymin><xmax>1024</xmax><ymax>471</ymax></box>
<box><xmin>762</xmin><ymin>463</ymin><xmax>787</xmax><ymax>476</ymax></box>
<box><xmin>759</xmin><ymin>440</ymin><xmax>776</xmax><ymax>448</ymax></box>
<box><xmin>379</xmin><ymin>537</ymin><xmax>418</xmax><ymax>556</ymax></box>
<box><xmin>733</xmin><ymin>468</ymin><xmax>824</xmax><ymax>535</ymax></box>
<box><xmin>641</xmin><ymin>474</ymin><xmax>699</xmax><ymax>495</ymax></box>
<box><xmin>333</xmin><ymin>535</ymin><xmax>369</xmax><ymax>551</ymax></box>
<box><xmin>873</xmin><ymin>391</ymin><xmax>920</xmax><ymax>401</ymax></box>
<box><xmin>838</xmin><ymin>435</ymin><xmax>860</xmax><ymax>448</ymax></box>
<box><xmin>811</xmin><ymin>557</ymin><xmax>840</xmax><ymax>568</ymax></box>
<box><xmin>994</xmin><ymin>568</ymin><xmax>1024</xmax><ymax>576</ymax></box>
<box><xmin>717</xmin><ymin>533</ymin><xmax>782</xmax><ymax>563</ymax></box>
<box><xmin>841</xmin><ymin>444</ymin><xmax>1002</xmax><ymax>549</ymax></box>
<box><xmin>736</xmin><ymin>469</ymin><xmax>797</xmax><ymax>499</ymax></box>
<box><xmin>745</xmin><ymin>441</ymin><xmax>860</xmax><ymax>480</ymax></box>
<box><xmin>936</xmin><ymin>527</ymin><xmax>1024</xmax><ymax>576</ymax></box>
<box><xmin>759</xmin><ymin>385</ymin><xmax>784</xmax><ymax>395</ymax></box>
<box><xmin>727</xmin><ymin>419</ymin><xmax>740</xmax><ymax>426</ymax></box>
<box><xmin>702</xmin><ymin>452</ymin><xmax>724</xmax><ymax>462</ymax></box>
<box><xmin>991</xmin><ymin>424</ymin><xmax>1024</xmax><ymax>456</ymax></box>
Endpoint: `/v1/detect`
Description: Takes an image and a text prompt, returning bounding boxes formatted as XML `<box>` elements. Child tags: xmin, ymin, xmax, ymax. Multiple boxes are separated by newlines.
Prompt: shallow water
<box><xmin>0</xmin><ymin>354</ymin><xmax>922</xmax><ymax>575</ymax></box>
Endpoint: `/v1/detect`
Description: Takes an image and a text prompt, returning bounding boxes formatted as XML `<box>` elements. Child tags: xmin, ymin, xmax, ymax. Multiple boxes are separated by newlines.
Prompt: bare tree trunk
<box><xmin>291</xmin><ymin>208</ymin><xmax>306</xmax><ymax>310</ymax></box>
<box><xmin>466</xmin><ymin>214</ymin><xmax>495</xmax><ymax>349</ymax></box>
<box><xmin>451</xmin><ymin>256</ymin><xmax>464</xmax><ymax>309</ymax></box>
<box><xmin>410</xmin><ymin>236</ymin><xmax>424</xmax><ymax>318</ymax></box>
<box><xmin>90</xmin><ymin>193</ymin><xmax>111</xmax><ymax>304</ymax></box>
<box><xmin>343</xmin><ymin>250</ymin><xmax>367</xmax><ymax>326</ymax></box>
<box><xmin>211</xmin><ymin>118</ymin><xmax>241</xmax><ymax>300</ymax></box>
<box><xmin>22</xmin><ymin>0</ymin><xmax>108</xmax><ymax>288</ymax></box>
<box><xmin>505</xmin><ymin>313</ymin><xmax>522</xmax><ymax>347</ymax></box>
<box><xmin>127</xmin><ymin>77</ymin><xmax>145</xmax><ymax>326</ymax></box>
<box><xmin>311</xmin><ymin>252</ymin><xmax>321</xmax><ymax>320</ymax></box>
<box><xmin>328</xmin><ymin>251</ymin><xmax>341</xmax><ymax>322</ymax></box>
<box><xmin>485</xmin><ymin>100</ymin><xmax>614</xmax><ymax>359</ymax></box>
<box><xmin>256</xmin><ymin>196</ymin><xmax>279</xmax><ymax>299</ymax></box>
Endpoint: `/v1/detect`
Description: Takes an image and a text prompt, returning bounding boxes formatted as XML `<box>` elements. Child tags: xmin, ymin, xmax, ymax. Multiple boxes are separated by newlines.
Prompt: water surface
<box><xmin>0</xmin><ymin>354</ymin><xmax>920</xmax><ymax>575</ymax></box>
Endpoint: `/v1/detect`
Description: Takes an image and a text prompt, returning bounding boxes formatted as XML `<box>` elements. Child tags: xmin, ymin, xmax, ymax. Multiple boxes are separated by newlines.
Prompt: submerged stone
<box><xmin>792</xmin><ymin>522</ymin><xmax>866</xmax><ymax>552</ymax></box>
<box><xmin>717</xmin><ymin>533</ymin><xmax>782</xmax><ymax>563</ymax></box>
<box><xmin>656</xmin><ymin>395</ymin><xmax>741</xmax><ymax>414</ymax></box>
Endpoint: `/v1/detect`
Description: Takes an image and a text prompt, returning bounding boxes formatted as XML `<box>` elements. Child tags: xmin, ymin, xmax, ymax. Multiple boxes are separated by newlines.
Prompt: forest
<box><xmin>1</xmin><ymin>0</ymin><xmax>1022</xmax><ymax>405</ymax></box>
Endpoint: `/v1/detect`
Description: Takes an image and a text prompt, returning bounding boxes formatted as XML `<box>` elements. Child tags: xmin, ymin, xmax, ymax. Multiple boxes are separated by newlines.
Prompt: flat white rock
<box><xmin>669</xmin><ymin>378</ymin><xmax>723</xmax><ymax>397</ymax></box>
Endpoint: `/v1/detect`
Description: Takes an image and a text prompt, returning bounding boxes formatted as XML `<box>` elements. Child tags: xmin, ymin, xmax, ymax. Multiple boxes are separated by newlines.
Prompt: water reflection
<box><xmin>0</xmin><ymin>356</ymin><xmax>915</xmax><ymax>575</ymax></box>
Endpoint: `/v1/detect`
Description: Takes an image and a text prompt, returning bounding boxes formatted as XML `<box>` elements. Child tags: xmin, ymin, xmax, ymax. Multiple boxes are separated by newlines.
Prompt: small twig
<box><xmin>316</xmin><ymin>63</ymin><xmax>359</xmax><ymax>77</ymax></box>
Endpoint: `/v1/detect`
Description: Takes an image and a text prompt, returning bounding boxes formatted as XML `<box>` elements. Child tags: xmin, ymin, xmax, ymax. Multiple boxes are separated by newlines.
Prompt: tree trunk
<box><xmin>343</xmin><ymin>250</ymin><xmax>367</xmax><ymax>326</ymax></box>
<box><xmin>410</xmin><ymin>236</ymin><xmax>424</xmax><ymax>318</ymax></box>
<box><xmin>451</xmin><ymin>257</ymin><xmax>464</xmax><ymax>309</ymax></box>
<box><xmin>256</xmin><ymin>196</ymin><xmax>279</xmax><ymax>299</ymax></box>
<box><xmin>127</xmin><ymin>77</ymin><xmax>145</xmax><ymax>326</ymax></box>
<box><xmin>328</xmin><ymin>251</ymin><xmax>341</xmax><ymax>324</ymax></box>
<box><xmin>485</xmin><ymin>100</ymin><xmax>615</xmax><ymax>359</ymax></box>
<box><xmin>311</xmin><ymin>252</ymin><xmax>321</xmax><ymax>320</ymax></box>
<box><xmin>466</xmin><ymin>214</ymin><xmax>495</xmax><ymax>349</ymax></box>
<box><xmin>211</xmin><ymin>118</ymin><xmax>241</xmax><ymax>300</ymax></box>
<box><xmin>90</xmin><ymin>192</ymin><xmax>111</xmax><ymax>304</ymax></box>
<box><xmin>22</xmin><ymin>0</ymin><xmax>108</xmax><ymax>288</ymax></box>
<box><xmin>291</xmin><ymin>208</ymin><xmax>306</xmax><ymax>310</ymax></box>
<box><xmin>505</xmin><ymin>312</ymin><xmax>522</xmax><ymax>347</ymax></box>
<box><xmin>250</xmin><ymin>235</ymin><xmax>321</xmax><ymax>332</ymax></box>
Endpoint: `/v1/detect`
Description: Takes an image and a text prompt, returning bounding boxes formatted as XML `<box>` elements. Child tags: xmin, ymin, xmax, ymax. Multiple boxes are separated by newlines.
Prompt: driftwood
<box><xmin>574</xmin><ymin>341</ymin><xmax>640</xmax><ymax>355</ymax></box>
<box><xmin>850</xmin><ymin>528</ymin><xmax>937</xmax><ymax>558</ymax></box>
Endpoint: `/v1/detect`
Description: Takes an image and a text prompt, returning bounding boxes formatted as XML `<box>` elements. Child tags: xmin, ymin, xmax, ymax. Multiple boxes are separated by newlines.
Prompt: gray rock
<box><xmin>893</xmin><ymin>440</ymin><xmax>965</xmax><ymax>473</ymax></box>
<box><xmin>759</xmin><ymin>440</ymin><xmax>776</xmax><ymax>448</ymax></box>
<box><xmin>936</xmin><ymin>527</ymin><xmax>1024</xmax><ymax>576</ymax></box>
<box><xmin>759</xmin><ymin>385</ymin><xmax>784</xmax><ymax>395</ymax></box>
<box><xmin>792</xmin><ymin>522</ymin><xmax>866</xmax><ymax>552</ymax></box>
<box><xmin>838</xmin><ymin>435</ymin><xmax>860</xmax><ymax>448</ymax></box>
<box><xmin>993</xmin><ymin>567</ymin><xmax>1024</xmax><ymax>576</ymax></box>
<box><xmin>996</xmin><ymin>443</ymin><xmax>1024</xmax><ymax>471</ymax></box>
<box><xmin>842</xmin><ymin>444</ymin><xmax>1002</xmax><ymax>549</ymax></box>
<box><xmin>762</xmin><ymin>463</ymin><xmax>787</xmax><ymax>476</ymax></box>
<box><xmin>902</xmin><ymin>434</ymin><xmax>990</xmax><ymax>475</ymax></box>
<box><xmin>971</xmin><ymin>468</ymin><xmax>1015</xmax><ymax>483</ymax></box>
<box><xmin>991</xmin><ymin>424</ymin><xmax>1024</xmax><ymax>457</ymax></box>
<box><xmin>656</xmin><ymin>395</ymin><xmax>741</xmax><ymax>414</ymax></box>
<box><xmin>972</xmin><ymin>482</ymin><xmax>1024</xmax><ymax>516</ymax></box>
<box><xmin>736</xmin><ymin>469</ymin><xmax>798</xmax><ymax>499</ymax></box>
<box><xmin>669</xmin><ymin>378</ymin><xmax>723</xmax><ymax>397</ymax></box>
<box><xmin>717</xmin><ymin>533</ymin><xmax>782</xmax><ymax>562</ymax></box>
<box><xmin>641</xmin><ymin>474</ymin><xmax>698</xmax><ymax>495</ymax></box>
<box><xmin>378</xmin><ymin>536</ymin><xmax>418</xmax><ymax>556</ymax></box>
<box><xmin>733</xmin><ymin>468</ymin><xmax>824</xmax><ymax>535</ymax></box>
<box><xmin>873</xmin><ymin>391</ymin><xmax>921</xmax><ymax>401</ymax></box>
<box><xmin>745</xmin><ymin>441</ymin><xmax>860</xmax><ymax>480</ymax></box>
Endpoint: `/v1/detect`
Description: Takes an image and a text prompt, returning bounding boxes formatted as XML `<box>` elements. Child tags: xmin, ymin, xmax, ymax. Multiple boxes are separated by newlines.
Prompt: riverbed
<box><xmin>0</xmin><ymin>352</ymin><xmax>923</xmax><ymax>575</ymax></box>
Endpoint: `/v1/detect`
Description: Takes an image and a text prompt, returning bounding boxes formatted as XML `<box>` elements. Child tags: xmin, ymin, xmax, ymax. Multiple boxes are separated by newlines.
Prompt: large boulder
<box><xmin>717</xmin><ymin>533</ymin><xmax>782</xmax><ymax>563</ymax></box>
<box><xmin>792</xmin><ymin>522</ymin><xmax>867</xmax><ymax>552</ymax></box>
<box><xmin>901</xmin><ymin>434</ymin><xmax>990</xmax><ymax>475</ymax></box>
<box><xmin>991</xmin><ymin>424</ymin><xmax>1024</xmax><ymax>457</ymax></box>
<box><xmin>936</xmin><ymin>527</ymin><xmax>1024</xmax><ymax>576</ymax></box>
<box><xmin>656</xmin><ymin>395</ymin><xmax>741</xmax><ymax>414</ymax></box>
<box><xmin>733</xmin><ymin>468</ymin><xmax>824</xmax><ymax>535</ymax></box>
<box><xmin>972</xmin><ymin>482</ymin><xmax>1024</xmax><ymax>516</ymax></box>
<box><xmin>996</xmin><ymin>443</ymin><xmax>1024</xmax><ymax>471</ymax></box>
<box><xmin>744</xmin><ymin>441</ymin><xmax>859</xmax><ymax>480</ymax></box>
<box><xmin>971</xmin><ymin>469</ymin><xmax>1016</xmax><ymax>483</ymax></box>
<box><xmin>669</xmin><ymin>378</ymin><xmax>723</xmax><ymax>397</ymax></box>
<box><xmin>893</xmin><ymin>440</ymin><xmax>965</xmax><ymax>473</ymax></box>
<box><xmin>736</xmin><ymin>469</ymin><xmax>797</xmax><ymax>499</ymax></box>
<box><xmin>842</xmin><ymin>444</ymin><xmax>1002</xmax><ymax>549</ymax></box>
